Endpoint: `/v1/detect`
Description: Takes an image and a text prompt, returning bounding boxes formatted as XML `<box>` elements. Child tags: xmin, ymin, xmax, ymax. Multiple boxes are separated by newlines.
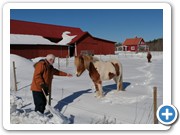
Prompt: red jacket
<box><xmin>31</xmin><ymin>59</ymin><xmax>68</xmax><ymax>92</ymax></box>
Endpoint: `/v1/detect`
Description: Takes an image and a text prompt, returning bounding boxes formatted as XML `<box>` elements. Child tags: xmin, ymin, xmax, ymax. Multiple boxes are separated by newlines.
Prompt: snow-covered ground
<box><xmin>10</xmin><ymin>51</ymin><xmax>163</xmax><ymax>124</ymax></box>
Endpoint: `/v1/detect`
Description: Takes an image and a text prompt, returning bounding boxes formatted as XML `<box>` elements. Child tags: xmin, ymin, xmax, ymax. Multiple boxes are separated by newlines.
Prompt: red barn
<box><xmin>122</xmin><ymin>37</ymin><xmax>149</xmax><ymax>52</ymax></box>
<box><xmin>10</xmin><ymin>20</ymin><xmax>116</xmax><ymax>59</ymax></box>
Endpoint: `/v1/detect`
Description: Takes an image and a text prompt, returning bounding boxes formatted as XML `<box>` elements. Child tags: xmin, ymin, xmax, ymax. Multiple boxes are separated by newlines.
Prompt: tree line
<box><xmin>146</xmin><ymin>38</ymin><xmax>163</xmax><ymax>51</ymax></box>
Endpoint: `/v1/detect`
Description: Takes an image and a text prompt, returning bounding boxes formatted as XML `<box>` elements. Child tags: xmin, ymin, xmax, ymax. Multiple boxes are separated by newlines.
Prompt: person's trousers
<box><xmin>32</xmin><ymin>91</ymin><xmax>47</xmax><ymax>114</ymax></box>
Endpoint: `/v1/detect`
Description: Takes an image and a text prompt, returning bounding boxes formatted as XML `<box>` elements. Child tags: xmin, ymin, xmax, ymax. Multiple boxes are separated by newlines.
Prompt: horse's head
<box><xmin>74</xmin><ymin>55</ymin><xmax>86</xmax><ymax>77</ymax></box>
<box><xmin>74</xmin><ymin>55</ymin><xmax>95</xmax><ymax>77</ymax></box>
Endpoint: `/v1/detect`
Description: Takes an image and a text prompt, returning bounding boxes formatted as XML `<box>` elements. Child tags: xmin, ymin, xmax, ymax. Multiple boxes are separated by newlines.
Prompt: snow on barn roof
<box><xmin>11</xmin><ymin>34</ymin><xmax>58</xmax><ymax>45</ymax></box>
<box><xmin>123</xmin><ymin>37</ymin><xmax>144</xmax><ymax>46</ymax></box>
<box><xmin>11</xmin><ymin>33</ymin><xmax>77</xmax><ymax>46</ymax></box>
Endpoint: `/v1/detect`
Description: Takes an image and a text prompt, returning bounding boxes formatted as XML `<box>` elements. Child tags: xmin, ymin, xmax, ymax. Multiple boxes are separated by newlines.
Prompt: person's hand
<box><xmin>67</xmin><ymin>73</ymin><xmax>73</xmax><ymax>77</ymax></box>
<box><xmin>40</xmin><ymin>83</ymin><xmax>49</xmax><ymax>95</ymax></box>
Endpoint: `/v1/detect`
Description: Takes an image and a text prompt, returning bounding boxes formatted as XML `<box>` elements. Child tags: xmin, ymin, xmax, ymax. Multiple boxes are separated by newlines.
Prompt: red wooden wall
<box><xmin>76</xmin><ymin>35</ymin><xmax>115</xmax><ymax>55</ymax></box>
<box><xmin>10</xmin><ymin>45</ymin><xmax>68</xmax><ymax>59</ymax></box>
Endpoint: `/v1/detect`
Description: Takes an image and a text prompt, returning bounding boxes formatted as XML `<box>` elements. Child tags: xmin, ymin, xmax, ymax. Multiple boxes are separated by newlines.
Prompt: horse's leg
<box><xmin>94</xmin><ymin>82</ymin><xmax>103</xmax><ymax>98</ymax></box>
<box><xmin>118</xmin><ymin>80</ymin><xmax>123</xmax><ymax>91</ymax></box>
<box><xmin>94</xmin><ymin>83</ymin><xmax>100</xmax><ymax>97</ymax></box>
<box><xmin>97</xmin><ymin>83</ymin><xmax>103</xmax><ymax>97</ymax></box>
<box><xmin>114</xmin><ymin>75</ymin><xmax>123</xmax><ymax>91</ymax></box>
<box><xmin>118</xmin><ymin>74</ymin><xmax>123</xmax><ymax>91</ymax></box>
<box><xmin>114</xmin><ymin>76</ymin><xmax>120</xmax><ymax>91</ymax></box>
<box><xmin>113</xmin><ymin>77</ymin><xmax>120</xmax><ymax>91</ymax></box>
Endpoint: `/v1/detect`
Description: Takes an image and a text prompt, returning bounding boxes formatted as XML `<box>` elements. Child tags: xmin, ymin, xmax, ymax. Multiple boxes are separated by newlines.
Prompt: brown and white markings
<box><xmin>74</xmin><ymin>55</ymin><xmax>123</xmax><ymax>98</ymax></box>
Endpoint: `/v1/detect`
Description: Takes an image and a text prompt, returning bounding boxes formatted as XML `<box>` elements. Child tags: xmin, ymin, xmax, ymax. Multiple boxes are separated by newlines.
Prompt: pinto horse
<box><xmin>74</xmin><ymin>55</ymin><xmax>123</xmax><ymax>97</ymax></box>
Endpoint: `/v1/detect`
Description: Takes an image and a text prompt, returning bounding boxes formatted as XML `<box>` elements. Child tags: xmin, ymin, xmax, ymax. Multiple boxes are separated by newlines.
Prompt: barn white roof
<box><xmin>10</xmin><ymin>34</ymin><xmax>67</xmax><ymax>46</ymax></box>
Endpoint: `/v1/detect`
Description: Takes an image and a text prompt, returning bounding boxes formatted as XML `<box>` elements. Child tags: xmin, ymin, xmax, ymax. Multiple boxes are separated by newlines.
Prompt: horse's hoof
<box><xmin>94</xmin><ymin>93</ymin><xmax>99</xmax><ymax>97</ymax></box>
<box><xmin>97</xmin><ymin>94</ymin><xmax>104</xmax><ymax>98</ymax></box>
<box><xmin>116</xmin><ymin>90</ymin><xmax>123</xmax><ymax>93</ymax></box>
<box><xmin>94</xmin><ymin>94</ymin><xmax>103</xmax><ymax>98</ymax></box>
<box><xmin>115</xmin><ymin>90</ymin><xmax>119</xmax><ymax>93</ymax></box>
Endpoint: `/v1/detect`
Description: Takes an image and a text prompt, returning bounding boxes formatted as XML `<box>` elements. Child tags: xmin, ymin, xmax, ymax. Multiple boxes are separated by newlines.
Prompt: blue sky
<box><xmin>10</xmin><ymin>9</ymin><xmax>163</xmax><ymax>43</ymax></box>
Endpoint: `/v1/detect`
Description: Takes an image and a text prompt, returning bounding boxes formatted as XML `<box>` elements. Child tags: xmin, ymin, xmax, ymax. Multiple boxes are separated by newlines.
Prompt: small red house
<box><xmin>122</xmin><ymin>37</ymin><xmax>148</xmax><ymax>52</ymax></box>
<box><xmin>10</xmin><ymin>20</ymin><xmax>116</xmax><ymax>59</ymax></box>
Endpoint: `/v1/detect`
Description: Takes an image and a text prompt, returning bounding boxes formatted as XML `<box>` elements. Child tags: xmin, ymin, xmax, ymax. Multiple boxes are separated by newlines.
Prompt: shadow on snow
<box><xmin>103</xmin><ymin>82</ymin><xmax>131</xmax><ymax>95</ymax></box>
<box><xmin>55</xmin><ymin>82</ymin><xmax>130</xmax><ymax>111</ymax></box>
<box><xmin>54</xmin><ymin>89</ymin><xmax>92</xmax><ymax>124</ymax></box>
<box><xmin>54</xmin><ymin>89</ymin><xmax>92</xmax><ymax>112</ymax></box>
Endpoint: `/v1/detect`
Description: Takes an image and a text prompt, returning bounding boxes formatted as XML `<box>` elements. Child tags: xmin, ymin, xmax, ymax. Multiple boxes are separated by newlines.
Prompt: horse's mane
<box><xmin>81</xmin><ymin>55</ymin><xmax>98</xmax><ymax>62</ymax></box>
<box><xmin>80</xmin><ymin>55</ymin><xmax>99</xmax><ymax>70</ymax></box>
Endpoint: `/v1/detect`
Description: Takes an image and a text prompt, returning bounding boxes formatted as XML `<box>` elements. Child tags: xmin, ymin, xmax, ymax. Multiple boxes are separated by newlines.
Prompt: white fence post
<box><xmin>58</xmin><ymin>57</ymin><xmax>60</xmax><ymax>70</ymax></box>
<box><xmin>13</xmin><ymin>61</ymin><xmax>18</xmax><ymax>91</ymax></box>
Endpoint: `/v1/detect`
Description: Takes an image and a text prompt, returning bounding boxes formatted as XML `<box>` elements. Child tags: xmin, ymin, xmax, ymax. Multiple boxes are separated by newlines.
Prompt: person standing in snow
<box><xmin>31</xmin><ymin>54</ymin><xmax>72</xmax><ymax>114</ymax></box>
<box><xmin>147</xmin><ymin>51</ymin><xmax>152</xmax><ymax>63</ymax></box>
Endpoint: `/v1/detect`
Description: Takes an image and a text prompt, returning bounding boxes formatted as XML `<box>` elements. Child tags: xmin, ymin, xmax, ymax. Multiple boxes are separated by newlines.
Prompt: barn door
<box><xmin>69</xmin><ymin>45</ymin><xmax>75</xmax><ymax>57</ymax></box>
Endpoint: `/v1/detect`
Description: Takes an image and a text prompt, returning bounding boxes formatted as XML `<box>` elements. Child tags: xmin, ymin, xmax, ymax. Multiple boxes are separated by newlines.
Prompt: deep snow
<box><xmin>10</xmin><ymin>51</ymin><xmax>163</xmax><ymax>124</ymax></box>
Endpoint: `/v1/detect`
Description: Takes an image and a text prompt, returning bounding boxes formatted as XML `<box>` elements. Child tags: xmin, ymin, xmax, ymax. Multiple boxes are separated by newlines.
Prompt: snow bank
<box><xmin>10</xmin><ymin>94</ymin><xmax>69</xmax><ymax>124</ymax></box>
<box><xmin>10</xmin><ymin>54</ymin><xmax>34</xmax><ymax>91</ymax></box>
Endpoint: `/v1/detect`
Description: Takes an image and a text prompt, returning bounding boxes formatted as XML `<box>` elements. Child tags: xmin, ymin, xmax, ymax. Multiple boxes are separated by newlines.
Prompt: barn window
<box><xmin>131</xmin><ymin>46</ymin><xmax>135</xmax><ymax>50</ymax></box>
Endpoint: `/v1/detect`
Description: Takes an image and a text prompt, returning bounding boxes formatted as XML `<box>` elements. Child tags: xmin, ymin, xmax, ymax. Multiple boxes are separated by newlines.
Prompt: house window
<box><xmin>131</xmin><ymin>46</ymin><xmax>135</xmax><ymax>50</ymax></box>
